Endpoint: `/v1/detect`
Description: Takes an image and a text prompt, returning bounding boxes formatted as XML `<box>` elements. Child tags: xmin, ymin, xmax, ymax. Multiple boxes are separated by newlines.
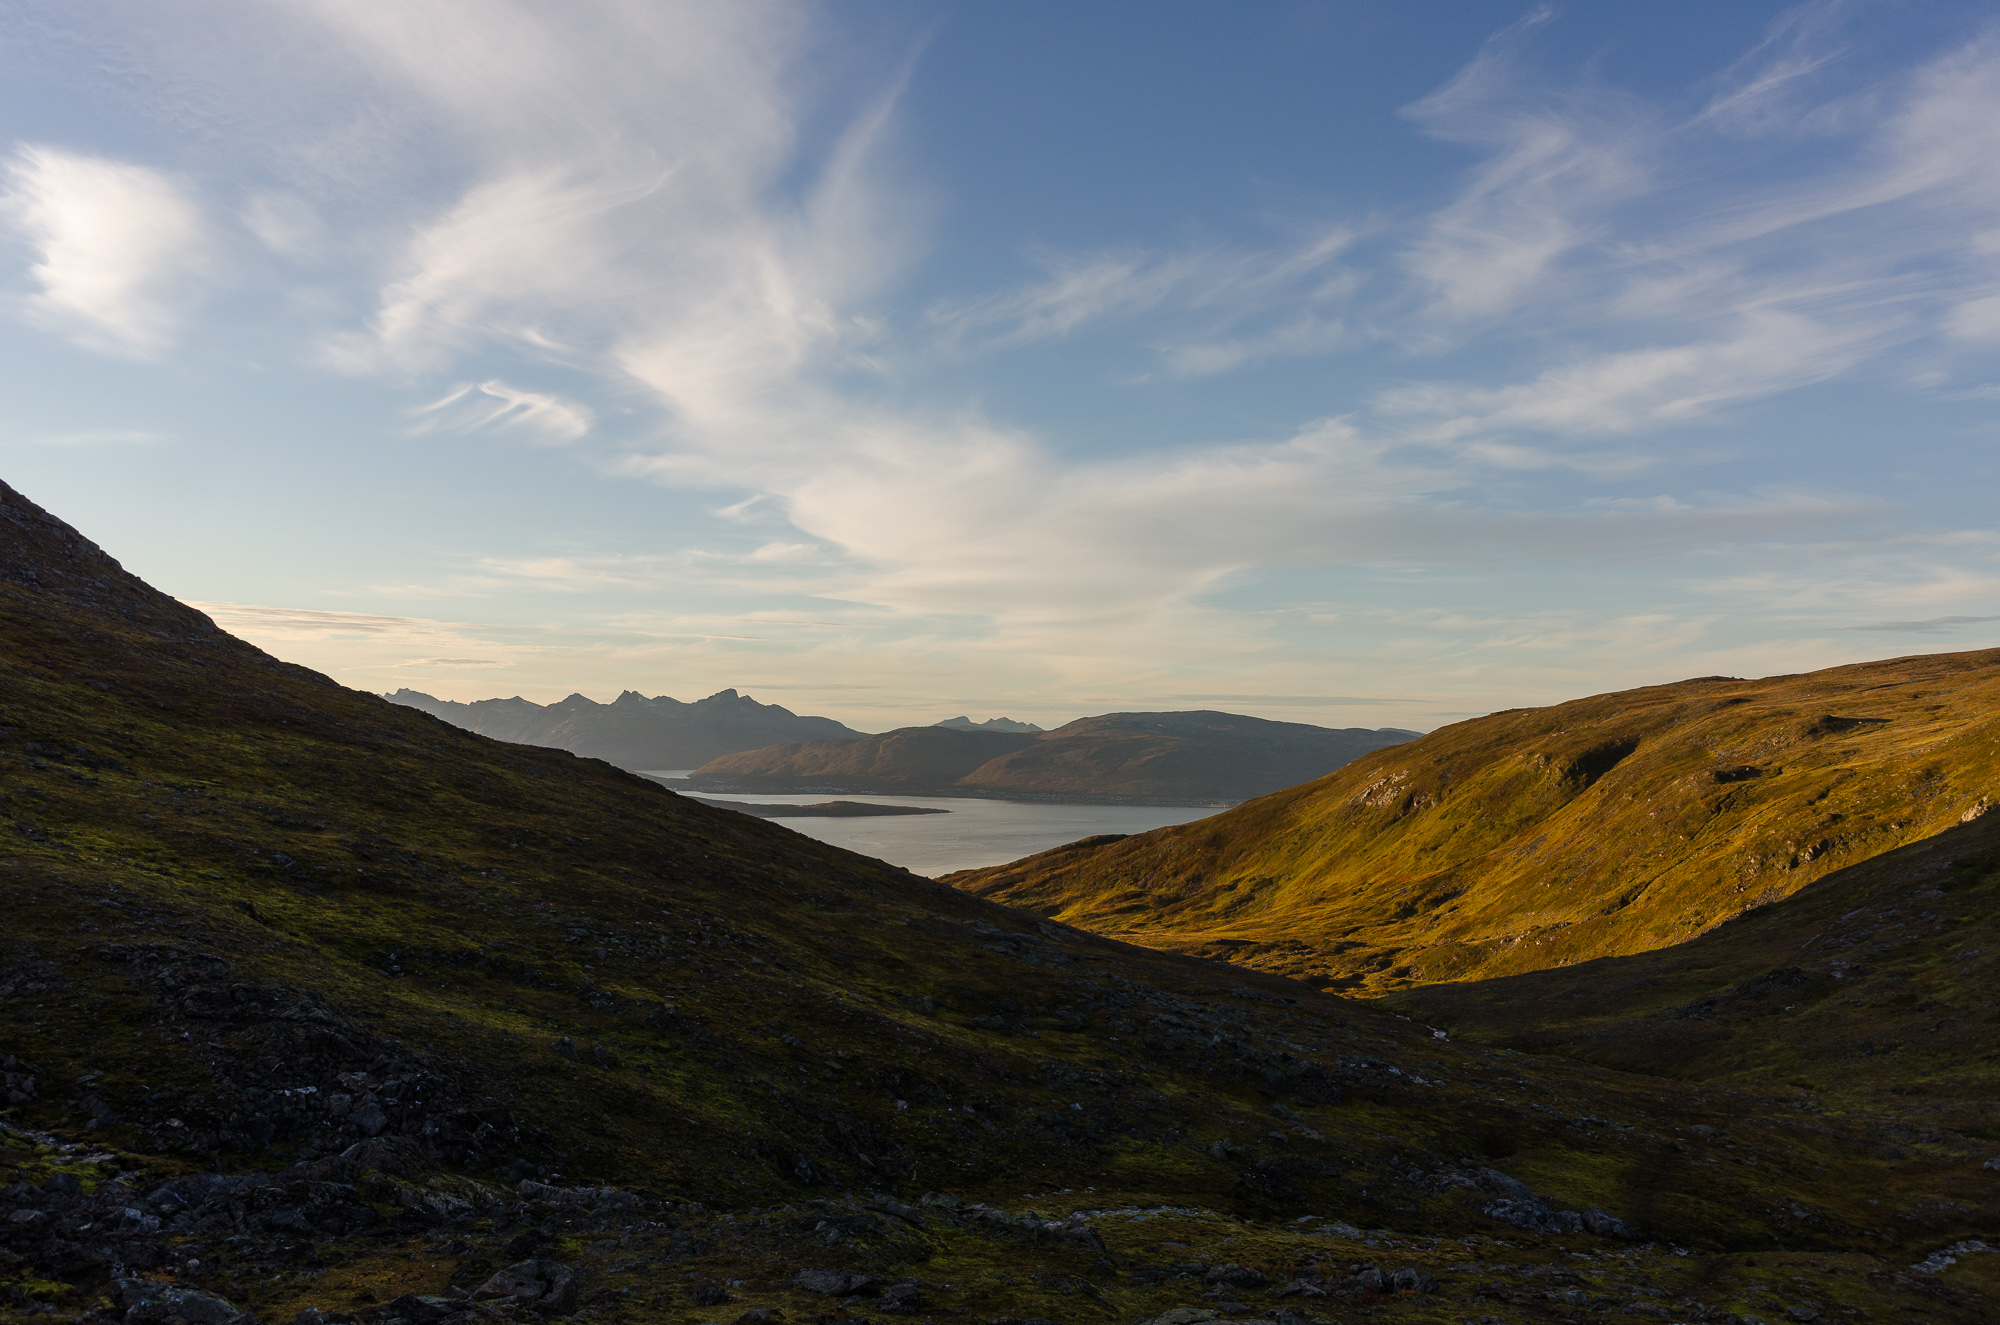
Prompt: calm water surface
<box><xmin>641</xmin><ymin>774</ymin><xmax>1221</xmax><ymax>877</ymax></box>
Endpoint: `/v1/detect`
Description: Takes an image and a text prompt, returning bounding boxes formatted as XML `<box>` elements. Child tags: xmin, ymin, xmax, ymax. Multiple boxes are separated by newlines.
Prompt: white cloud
<box><xmin>1394</xmin><ymin>7</ymin><xmax>1650</xmax><ymax>326</ymax></box>
<box><xmin>189</xmin><ymin>603</ymin><xmax>483</xmax><ymax>639</ymax></box>
<box><xmin>1835</xmin><ymin>614</ymin><xmax>2000</xmax><ymax>634</ymax></box>
<box><xmin>1</xmin><ymin>145</ymin><xmax>212</xmax><ymax>358</ymax></box>
<box><xmin>928</xmin><ymin>228</ymin><xmax>1359</xmax><ymax>374</ymax></box>
<box><xmin>412</xmin><ymin>379</ymin><xmax>594</xmax><ymax>445</ymax></box>
<box><xmin>1377</xmin><ymin>308</ymin><xmax>1881</xmax><ymax>440</ymax></box>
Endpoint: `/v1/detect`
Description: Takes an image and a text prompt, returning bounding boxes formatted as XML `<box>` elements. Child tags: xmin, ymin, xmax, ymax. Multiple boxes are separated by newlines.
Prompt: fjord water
<box><xmin>642</xmin><ymin>774</ymin><xmax>1221</xmax><ymax>876</ymax></box>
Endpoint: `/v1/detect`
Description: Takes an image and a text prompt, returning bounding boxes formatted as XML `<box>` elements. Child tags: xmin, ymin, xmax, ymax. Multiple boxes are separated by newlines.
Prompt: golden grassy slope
<box><xmin>945</xmin><ymin>653</ymin><xmax>2000</xmax><ymax>994</ymax></box>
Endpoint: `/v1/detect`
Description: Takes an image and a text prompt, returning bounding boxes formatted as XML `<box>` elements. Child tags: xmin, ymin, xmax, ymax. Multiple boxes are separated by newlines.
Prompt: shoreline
<box><xmin>652</xmin><ymin>776</ymin><xmax>1243</xmax><ymax>810</ymax></box>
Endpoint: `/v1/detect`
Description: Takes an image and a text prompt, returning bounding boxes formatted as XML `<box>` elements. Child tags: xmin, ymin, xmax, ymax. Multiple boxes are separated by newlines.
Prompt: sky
<box><xmin>2</xmin><ymin>0</ymin><xmax>1998</xmax><ymax>734</ymax></box>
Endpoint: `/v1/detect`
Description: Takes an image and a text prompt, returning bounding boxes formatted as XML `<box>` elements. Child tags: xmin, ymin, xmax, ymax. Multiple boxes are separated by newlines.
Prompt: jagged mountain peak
<box><xmin>935</xmin><ymin>715</ymin><xmax>1044</xmax><ymax>733</ymax></box>
<box><xmin>387</xmin><ymin>681</ymin><xmax>862</xmax><ymax>769</ymax></box>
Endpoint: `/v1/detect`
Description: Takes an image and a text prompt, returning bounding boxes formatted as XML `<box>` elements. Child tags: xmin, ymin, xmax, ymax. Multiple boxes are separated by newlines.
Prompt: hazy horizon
<box><xmin>4</xmin><ymin>1</ymin><xmax>1998</xmax><ymax>734</ymax></box>
<box><xmin>383</xmin><ymin>683</ymin><xmax>1429</xmax><ymax>739</ymax></box>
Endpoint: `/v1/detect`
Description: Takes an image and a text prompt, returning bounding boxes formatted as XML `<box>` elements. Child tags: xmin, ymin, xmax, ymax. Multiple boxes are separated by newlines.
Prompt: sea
<box><xmin>639</xmin><ymin>774</ymin><xmax>1222</xmax><ymax>878</ymax></box>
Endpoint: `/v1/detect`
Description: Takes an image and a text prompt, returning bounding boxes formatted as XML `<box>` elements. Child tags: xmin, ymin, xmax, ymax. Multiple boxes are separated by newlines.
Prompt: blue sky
<box><xmin>2</xmin><ymin>0</ymin><xmax>1997</xmax><ymax>732</ymax></box>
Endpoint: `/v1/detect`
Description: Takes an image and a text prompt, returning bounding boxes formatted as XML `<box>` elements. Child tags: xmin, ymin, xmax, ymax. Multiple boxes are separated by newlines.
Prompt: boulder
<box><xmin>879</xmin><ymin>1282</ymin><xmax>924</xmax><ymax>1314</ymax></box>
<box><xmin>378</xmin><ymin>1294</ymin><xmax>459</xmax><ymax>1323</ymax></box>
<box><xmin>471</xmin><ymin>1260</ymin><xmax>578</xmax><ymax>1314</ymax></box>
<box><xmin>1203</xmin><ymin>1263</ymin><xmax>1268</xmax><ymax>1289</ymax></box>
<box><xmin>116</xmin><ymin>1280</ymin><xmax>241</xmax><ymax>1325</ymax></box>
<box><xmin>1145</xmin><ymin>1310</ymin><xmax>1220</xmax><ymax>1325</ymax></box>
<box><xmin>789</xmin><ymin>1268</ymin><xmax>876</xmax><ymax>1297</ymax></box>
<box><xmin>1583</xmin><ymin>1206</ymin><xmax>1632</xmax><ymax>1239</ymax></box>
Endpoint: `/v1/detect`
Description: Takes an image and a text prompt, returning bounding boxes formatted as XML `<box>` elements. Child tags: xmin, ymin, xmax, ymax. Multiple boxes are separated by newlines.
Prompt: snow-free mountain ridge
<box><xmin>385</xmin><ymin>686</ymin><xmax>863</xmax><ymax>771</ymax></box>
<box><xmin>692</xmin><ymin>710</ymin><xmax>1421</xmax><ymax>803</ymax></box>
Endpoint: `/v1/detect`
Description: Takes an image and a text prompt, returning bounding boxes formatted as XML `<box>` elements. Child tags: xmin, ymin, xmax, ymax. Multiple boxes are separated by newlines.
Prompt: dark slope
<box><xmin>958</xmin><ymin>711</ymin><xmax>1420</xmax><ymax>801</ymax></box>
<box><xmin>690</xmin><ymin>726</ymin><xmax>1036</xmax><ymax>792</ymax></box>
<box><xmin>386</xmin><ymin>687</ymin><xmax>864</xmax><ymax>771</ymax></box>
<box><xmin>946</xmin><ymin>656</ymin><xmax>2000</xmax><ymax>993</ymax></box>
<box><xmin>691</xmin><ymin>712</ymin><xmax>1416</xmax><ymax>803</ymax></box>
<box><xmin>1392</xmin><ymin>803</ymin><xmax>2000</xmax><ymax>1094</ymax></box>
<box><xmin>3</xmin><ymin>479</ymin><xmax>1995</xmax><ymax>1323</ymax></box>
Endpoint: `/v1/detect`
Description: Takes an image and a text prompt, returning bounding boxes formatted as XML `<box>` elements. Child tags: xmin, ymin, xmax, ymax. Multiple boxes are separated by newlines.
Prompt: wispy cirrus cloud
<box><xmin>1835</xmin><ymin>614</ymin><xmax>2000</xmax><ymax>634</ymax></box>
<box><xmin>412</xmin><ymin>379</ymin><xmax>594</xmax><ymax>445</ymax></box>
<box><xmin>926</xmin><ymin>228</ymin><xmax>1359</xmax><ymax>376</ymax></box>
<box><xmin>0</xmin><ymin>145</ymin><xmax>213</xmax><ymax>358</ymax></box>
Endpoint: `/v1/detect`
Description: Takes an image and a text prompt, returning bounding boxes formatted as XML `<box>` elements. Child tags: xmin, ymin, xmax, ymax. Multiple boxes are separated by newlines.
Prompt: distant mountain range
<box><xmin>935</xmin><ymin>715</ymin><xmax>1043</xmax><ymax>733</ymax></box>
<box><xmin>384</xmin><ymin>687</ymin><xmax>864</xmax><ymax>770</ymax></box>
<box><xmin>690</xmin><ymin>710</ymin><xmax>1421</xmax><ymax>803</ymax></box>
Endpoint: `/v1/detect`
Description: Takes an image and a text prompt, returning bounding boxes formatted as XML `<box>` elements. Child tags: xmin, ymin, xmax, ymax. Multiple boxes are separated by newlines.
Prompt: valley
<box><xmin>2</xmin><ymin>477</ymin><xmax>1996</xmax><ymax>1323</ymax></box>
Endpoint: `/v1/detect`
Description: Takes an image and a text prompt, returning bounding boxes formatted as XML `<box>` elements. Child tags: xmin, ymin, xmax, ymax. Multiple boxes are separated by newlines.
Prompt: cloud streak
<box><xmin>412</xmin><ymin>380</ymin><xmax>594</xmax><ymax>445</ymax></box>
<box><xmin>1836</xmin><ymin>614</ymin><xmax>2000</xmax><ymax>634</ymax></box>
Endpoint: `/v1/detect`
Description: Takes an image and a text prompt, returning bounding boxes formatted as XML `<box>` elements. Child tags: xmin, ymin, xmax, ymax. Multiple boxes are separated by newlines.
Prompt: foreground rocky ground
<box><xmin>8</xmin><ymin>1118</ymin><xmax>1994</xmax><ymax>1324</ymax></box>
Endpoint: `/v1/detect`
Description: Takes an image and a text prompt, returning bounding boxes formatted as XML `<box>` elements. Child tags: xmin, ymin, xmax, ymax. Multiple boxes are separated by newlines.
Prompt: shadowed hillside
<box><xmin>4</xmin><ymin>478</ymin><xmax>1997</xmax><ymax>1324</ymax></box>
<box><xmin>945</xmin><ymin>656</ymin><xmax>2000</xmax><ymax>994</ymax></box>
<box><xmin>692</xmin><ymin>712</ymin><xmax>1417</xmax><ymax>803</ymax></box>
<box><xmin>1391</xmin><ymin>805</ymin><xmax>2000</xmax><ymax>1093</ymax></box>
<box><xmin>692</xmin><ymin>725</ymin><xmax>1036</xmax><ymax>791</ymax></box>
<box><xmin>385</xmin><ymin>687</ymin><xmax>864</xmax><ymax>771</ymax></box>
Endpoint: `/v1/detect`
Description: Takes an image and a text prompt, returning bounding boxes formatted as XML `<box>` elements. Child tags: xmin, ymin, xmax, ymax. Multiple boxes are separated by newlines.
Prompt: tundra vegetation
<box><xmin>2</xmin><ymin>478</ymin><xmax>1996</xmax><ymax>1323</ymax></box>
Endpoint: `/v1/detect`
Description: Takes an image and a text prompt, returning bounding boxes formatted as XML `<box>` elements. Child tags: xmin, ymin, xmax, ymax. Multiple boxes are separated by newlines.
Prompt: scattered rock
<box><xmin>516</xmin><ymin>1179</ymin><xmax>640</xmax><ymax>1210</ymax></box>
<box><xmin>1477</xmin><ymin>1168</ymin><xmax>1629</xmax><ymax>1239</ymax></box>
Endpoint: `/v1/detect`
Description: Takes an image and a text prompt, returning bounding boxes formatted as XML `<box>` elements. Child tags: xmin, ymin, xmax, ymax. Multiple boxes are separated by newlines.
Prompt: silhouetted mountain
<box><xmin>694</xmin><ymin>725</ymin><xmax>1035</xmax><ymax>791</ymax></box>
<box><xmin>692</xmin><ymin>711</ymin><xmax>1418</xmax><ymax>802</ymax></box>
<box><xmin>385</xmin><ymin>686</ymin><xmax>864</xmax><ymax>770</ymax></box>
<box><xmin>935</xmin><ymin>715</ymin><xmax>1043</xmax><ymax>733</ymax></box>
